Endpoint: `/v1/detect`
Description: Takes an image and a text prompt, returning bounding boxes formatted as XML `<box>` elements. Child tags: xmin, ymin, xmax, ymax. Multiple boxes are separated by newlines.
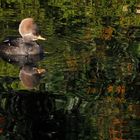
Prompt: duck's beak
<box><xmin>37</xmin><ymin>35</ymin><xmax>46</xmax><ymax>40</ymax></box>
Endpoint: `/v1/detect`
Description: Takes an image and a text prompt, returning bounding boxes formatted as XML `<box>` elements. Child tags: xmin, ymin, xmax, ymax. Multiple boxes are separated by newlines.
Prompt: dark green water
<box><xmin>0</xmin><ymin>0</ymin><xmax>140</xmax><ymax>140</ymax></box>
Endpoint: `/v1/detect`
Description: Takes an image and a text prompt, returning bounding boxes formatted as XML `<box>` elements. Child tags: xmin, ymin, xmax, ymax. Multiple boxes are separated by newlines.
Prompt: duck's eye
<box><xmin>32</xmin><ymin>24</ymin><xmax>40</xmax><ymax>36</ymax></box>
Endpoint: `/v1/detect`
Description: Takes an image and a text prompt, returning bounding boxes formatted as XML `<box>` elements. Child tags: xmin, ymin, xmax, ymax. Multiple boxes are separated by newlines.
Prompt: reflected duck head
<box><xmin>19</xmin><ymin>18</ymin><xmax>46</xmax><ymax>41</ymax></box>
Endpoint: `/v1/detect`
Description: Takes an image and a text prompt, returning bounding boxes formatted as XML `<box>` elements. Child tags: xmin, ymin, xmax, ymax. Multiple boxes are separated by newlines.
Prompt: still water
<box><xmin>0</xmin><ymin>0</ymin><xmax>140</xmax><ymax>140</ymax></box>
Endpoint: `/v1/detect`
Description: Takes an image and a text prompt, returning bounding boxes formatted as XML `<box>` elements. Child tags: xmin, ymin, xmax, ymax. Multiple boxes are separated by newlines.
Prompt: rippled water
<box><xmin>0</xmin><ymin>1</ymin><xmax>140</xmax><ymax>140</ymax></box>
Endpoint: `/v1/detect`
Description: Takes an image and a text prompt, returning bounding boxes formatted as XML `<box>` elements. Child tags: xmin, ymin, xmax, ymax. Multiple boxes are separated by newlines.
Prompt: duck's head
<box><xmin>19</xmin><ymin>18</ymin><xmax>46</xmax><ymax>41</ymax></box>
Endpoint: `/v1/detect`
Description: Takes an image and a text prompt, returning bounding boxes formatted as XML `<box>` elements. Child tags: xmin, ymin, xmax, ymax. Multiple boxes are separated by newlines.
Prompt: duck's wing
<box><xmin>0</xmin><ymin>37</ymin><xmax>24</xmax><ymax>55</ymax></box>
<box><xmin>3</xmin><ymin>37</ymin><xmax>23</xmax><ymax>47</ymax></box>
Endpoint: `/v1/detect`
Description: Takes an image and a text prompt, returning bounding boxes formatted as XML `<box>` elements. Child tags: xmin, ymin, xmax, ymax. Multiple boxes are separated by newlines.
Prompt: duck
<box><xmin>0</xmin><ymin>18</ymin><xmax>46</xmax><ymax>55</ymax></box>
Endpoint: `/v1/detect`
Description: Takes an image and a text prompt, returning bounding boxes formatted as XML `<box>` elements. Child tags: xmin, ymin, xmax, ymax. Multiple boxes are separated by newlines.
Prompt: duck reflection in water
<box><xmin>19</xmin><ymin>64</ymin><xmax>46</xmax><ymax>89</ymax></box>
<box><xmin>0</xmin><ymin>53</ymin><xmax>46</xmax><ymax>90</ymax></box>
<box><xmin>0</xmin><ymin>18</ymin><xmax>46</xmax><ymax>55</ymax></box>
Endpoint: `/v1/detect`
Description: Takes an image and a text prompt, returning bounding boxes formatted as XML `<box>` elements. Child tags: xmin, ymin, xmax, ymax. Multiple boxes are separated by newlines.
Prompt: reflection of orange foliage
<box><xmin>87</xmin><ymin>87</ymin><xmax>97</xmax><ymax>94</ymax></box>
<box><xmin>111</xmin><ymin>118</ymin><xmax>127</xmax><ymax>125</ymax></box>
<box><xmin>107</xmin><ymin>85</ymin><xmax>114</xmax><ymax>93</ymax></box>
<box><xmin>107</xmin><ymin>85</ymin><xmax>125</xmax><ymax>95</ymax></box>
<box><xmin>109</xmin><ymin>118</ymin><xmax>129</xmax><ymax>140</ymax></box>
<box><xmin>89</xmin><ymin>79</ymin><xmax>96</xmax><ymax>83</ymax></box>
<box><xmin>116</xmin><ymin>85</ymin><xmax>125</xmax><ymax>94</ymax></box>
<box><xmin>101</xmin><ymin>26</ymin><xmax>113</xmax><ymax>40</ymax></box>
<box><xmin>87</xmin><ymin>78</ymin><xmax>100</xmax><ymax>94</ymax></box>
<box><xmin>111</xmin><ymin>138</ymin><xmax>126</xmax><ymax>140</ymax></box>
<box><xmin>127</xmin><ymin>63</ymin><xmax>133</xmax><ymax>73</ymax></box>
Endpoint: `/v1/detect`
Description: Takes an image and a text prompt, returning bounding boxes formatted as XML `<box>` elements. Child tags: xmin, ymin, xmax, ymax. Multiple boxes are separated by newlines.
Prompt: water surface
<box><xmin>0</xmin><ymin>1</ymin><xmax>140</xmax><ymax>140</ymax></box>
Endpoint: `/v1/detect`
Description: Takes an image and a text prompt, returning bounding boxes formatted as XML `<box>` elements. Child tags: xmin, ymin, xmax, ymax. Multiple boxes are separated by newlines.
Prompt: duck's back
<box><xmin>0</xmin><ymin>38</ymin><xmax>43</xmax><ymax>55</ymax></box>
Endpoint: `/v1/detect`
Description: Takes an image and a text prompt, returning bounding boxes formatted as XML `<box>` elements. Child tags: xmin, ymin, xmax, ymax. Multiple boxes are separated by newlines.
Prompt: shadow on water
<box><xmin>0</xmin><ymin>0</ymin><xmax>140</xmax><ymax>140</ymax></box>
<box><xmin>0</xmin><ymin>92</ymin><xmax>66</xmax><ymax>140</ymax></box>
